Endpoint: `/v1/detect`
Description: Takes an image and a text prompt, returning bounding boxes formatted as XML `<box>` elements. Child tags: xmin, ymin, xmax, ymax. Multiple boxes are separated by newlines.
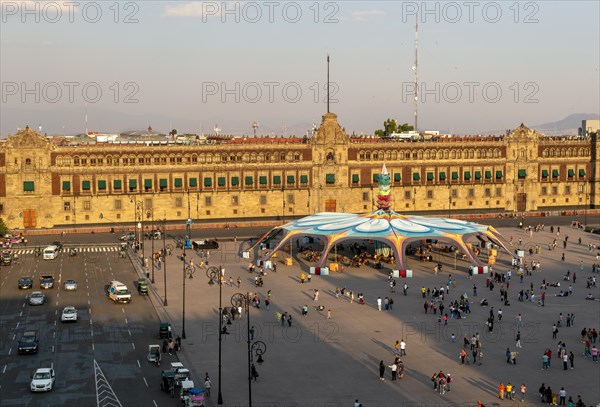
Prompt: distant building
<box><xmin>581</xmin><ymin>120</ymin><xmax>600</xmax><ymax>137</ymax></box>
<box><xmin>0</xmin><ymin>113</ymin><xmax>597</xmax><ymax>229</ymax></box>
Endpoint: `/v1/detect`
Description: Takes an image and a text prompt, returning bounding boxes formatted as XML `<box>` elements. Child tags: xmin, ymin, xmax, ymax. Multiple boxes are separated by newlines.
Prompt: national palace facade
<box><xmin>0</xmin><ymin>112</ymin><xmax>598</xmax><ymax>230</ymax></box>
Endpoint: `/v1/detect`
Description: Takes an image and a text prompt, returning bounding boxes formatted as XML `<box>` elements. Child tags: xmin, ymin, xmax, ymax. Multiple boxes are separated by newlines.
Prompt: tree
<box><xmin>375</xmin><ymin>119</ymin><xmax>414</xmax><ymax>137</ymax></box>
<box><xmin>0</xmin><ymin>218</ymin><xmax>7</xmax><ymax>236</ymax></box>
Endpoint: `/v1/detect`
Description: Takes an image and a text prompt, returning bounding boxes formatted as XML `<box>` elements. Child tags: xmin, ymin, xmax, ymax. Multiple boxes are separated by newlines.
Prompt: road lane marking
<box><xmin>55</xmin><ymin>309</ymin><xmax>58</xmax><ymax>315</ymax></box>
<box><xmin>15</xmin><ymin>322</ymin><xmax>19</xmax><ymax>328</ymax></box>
<box><xmin>137</xmin><ymin>360</ymin><xmax>140</xmax><ymax>368</ymax></box>
<box><xmin>8</xmin><ymin>348</ymin><xmax>11</xmax><ymax>355</ymax></box>
<box><xmin>88</xmin><ymin>300</ymin><xmax>90</xmax><ymax>305</ymax></box>
<box><xmin>53</xmin><ymin>331</ymin><xmax>56</xmax><ymax>338</ymax></box>
<box><xmin>52</xmin><ymin>345</ymin><xmax>55</xmax><ymax>353</ymax></box>
<box><xmin>153</xmin><ymin>401</ymin><xmax>158</xmax><ymax>407</ymax></box>
<box><xmin>2</xmin><ymin>365</ymin><xmax>6</xmax><ymax>374</ymax></box>
<box><xmin>128</xmin><ymin>329</ymin><xmax>132</xmax><ymax>336</ymax></box>
<box><xmin>12</xmin><ymin>334</ymin><xmax>15</xmax><ymax>341</ymax></box>
<box><xmin>92</xmin><ymin>343</ymin><xmax>94</xmax><ymax>351</ymax></box>
<box><xmin>19</xmin><ymin>311</ymin><xmax>22</xmax><ymax>317</ymax></box>
<box><xmin>124</xmin><ymin>318</ymin><xmax>128</xmax><ymax>324</ymax></box>
<box><xmin>131</xmin><ymin>343</ymin><xmax>135</xmax><ymax>350</ymax></box>
<box><xmin>51</xmin><ymin>362</ymin><xmax>53</xmax><ymax>369</ymax></box>
<box><xmin>122</xmin><ymin>308</ymin><xmax>125</xmax><ymax>313</ymax></box>
<box><xmin>143</xmin><ymin>377</ymin><xmax>148</xmax><ymax>387</ymax></box>
<box><xmin>54</xmin><ymin>320</ymin><xmax>57</xmax><ymax>326</ymax></box>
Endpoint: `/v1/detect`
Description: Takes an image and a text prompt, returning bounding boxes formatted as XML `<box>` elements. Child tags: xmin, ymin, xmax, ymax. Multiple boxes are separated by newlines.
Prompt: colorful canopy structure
<box><xmin>251</xmin><ymin>210</ymin><xmax>511</xmax><ymax>270</ymax></box>
<box><xmin>250</xmin><ymin>164</ymin><xmax>512</xmax><ymax>271</ymax></box>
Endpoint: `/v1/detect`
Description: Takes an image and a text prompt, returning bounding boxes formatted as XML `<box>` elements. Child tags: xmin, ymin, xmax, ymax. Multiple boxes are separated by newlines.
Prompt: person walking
<box><xmin>237</xmin><ymin>277</ymin><xmax>241</xmax><ymax>288</ymax></box>
<box><xmin>520</xmin><ymin>383</ymin><xmax>527</xmax><ymax>402</ymax></box>
<box><xmin>516</xmin><ymin>331</ymin><xmax>522</xmax><ymax>348</ymax></box>
<box><xmin>313</xmin><ymin>289</ymin><xmax>319</xmax><ymax>301</ymax></box>
<box><xmin>553</xmin><ymin>324</ymin><xmax>559</xmax><ymax>339</ymax></box>
<box><xmin>204</xmin><ymin>377</ymin><xmax>212</xmax><ymax>397</ymax></box>
<box><xmin>388</xmin><ymin>362</ymin><xmax>398</xmax><ymax>380</ymax></box>
<box><xmin>379</xmin><ymin>360</ymin><xmax>385</xmax><ymax>380</ymax></box>
<box><xmin>563</xmin><ymin>353</ymin><xmax>569</xmax><ymax>370</ymax></box>
<box><xmin>327</xmin><ymin>309</ymin><xmax>332</xmax><ymax>319</ymax></box>
<box><xmin>377</xmin><ymin>297</ymin><xmax>382</xmax><ymax>311</ymax></box>
<box><xmin>400</xmin><ymin>339</ymin><xmax>406</xmax><ymax>356</ymax></box>
<box><xmin>559</xmin><ymin>387</ymin><xmax>567</xmax><ymax>405</ymax></box>
<box><xmin>498</xmin><ymin>382</ymin><xmax>505</xmax><ymax>400</ymax></box>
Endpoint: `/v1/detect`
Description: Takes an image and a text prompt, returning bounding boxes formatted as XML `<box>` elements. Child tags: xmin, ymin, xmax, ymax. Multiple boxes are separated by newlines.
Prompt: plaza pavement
<box><xmin>138</xmin><ymin>224</ymin><xmax>600</xmax><ymax>407</ymax></box>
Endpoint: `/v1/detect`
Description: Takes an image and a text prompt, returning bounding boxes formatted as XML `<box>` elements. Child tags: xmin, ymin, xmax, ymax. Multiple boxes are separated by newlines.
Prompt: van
<box><xmin>43</xmin><ymin>245</ymin><xmax>60</xmax><ymax>260</ymax></box>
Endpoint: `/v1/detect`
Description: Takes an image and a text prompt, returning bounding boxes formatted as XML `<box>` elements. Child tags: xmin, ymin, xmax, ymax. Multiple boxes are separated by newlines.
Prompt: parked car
<box><xmin>29</xmin><ymin>291</ymin><xmax>45</xmax><ymax>306</ymax></box>
<box><xmin>137</xmin><ymin>278</ymin><xmax>148</xmax><ymax>295</ymax></box>
<box><xmin>18</xmin><ymin>276</ymin><xmax>33</xmax><ymax>289</ymax></box>
<box><xmin>30</xmin><ymin>368</ymin><xmax>55</xmax><ymax>392</ymax></box>
<box><xmin>40</xmin><ymin>275</ymin><xmax>55</xmax><ymax>289</ymax></box>
<box><xmin>119</xmin><ymin>232</ymin><xmax>136</xmax><ymax>241</ymax></box>
<box><xmin>18</xmin><ymin>331</ymin><xmax>39</xmax><ymax>354</ymax></box>
<box><xmin>63</xmin><ymin>279</ymin><xmax>78</xmax><ymax>291</ymax></box>
<box><xmin>61</xmin><ymin>306</ymin><xmax>77</xmax><ymax>322</ymax></box>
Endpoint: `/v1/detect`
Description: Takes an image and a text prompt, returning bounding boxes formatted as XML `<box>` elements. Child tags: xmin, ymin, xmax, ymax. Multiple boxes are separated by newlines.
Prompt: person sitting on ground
<box><xmin>586</xmin><ymin>293</ymin><xmax>595</xmax><ymax>300</ymax></box>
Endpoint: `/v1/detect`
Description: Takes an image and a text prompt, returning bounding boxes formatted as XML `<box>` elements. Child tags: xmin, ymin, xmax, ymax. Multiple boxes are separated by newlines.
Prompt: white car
<box><xmin>63</xmin><ymin>279</ymin><xmax>78</xmax><ymax>291</ymax></box>
<box><xmin>61</xmin><ymin>306</ymin><xmax>77</xmax><ymax>322</ymax></box>
<box><xmin>30</xmin><ymin>368</ymin><xmax>55</xmax><ymax>392</ymax></box>
<box><xmin>29</xmin><ymin>291</ymin><xmax>45</xmax><ymax>306</ymax></box>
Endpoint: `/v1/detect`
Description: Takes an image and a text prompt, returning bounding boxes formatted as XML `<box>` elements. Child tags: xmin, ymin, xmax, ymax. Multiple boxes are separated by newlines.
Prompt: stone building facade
<box><xmin>0</xmin><ymin>112</ymin><xmax>598</xmax><ymax>230</ymax></box>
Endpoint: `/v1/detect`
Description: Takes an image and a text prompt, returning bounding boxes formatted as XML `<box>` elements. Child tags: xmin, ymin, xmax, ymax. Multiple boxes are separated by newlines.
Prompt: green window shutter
<box><xmin>300</xmin><ymin>175</ymin><xmax>308</xmax><ymax>184</ymax></box>
<box><xmin>393</xmin><ymin>173</ymin><xmax>401</xmax><ymax>182</ymax></box>
<box><xmin>62</xmin><ymin>181</ymin><xmax>71</xmax><ymax>191</ymax></box>
<box><xmin>567</xmin><ymin>169</ymin><xmax>574</xmax><ymax>177</ymax></box>
<box><xmin>273</xmin><ymin>176</ymin><xmax>281</xmax><ymax>185</ymax></box>
<box><xmin>204</xmin><ymin>177</ymin><xmax>212</xmax><ymax>187</ymax></box>
<box><xmin>579</xmin><ymin>169</ymin><xmax>585</xmax><ymax>177</ymax></box>
<box><xmin>541</xmin><ymin>170</ymin><xmax>549</xmax><ymax>178</ymax></box>
<box><xmin>245</xmin><ymin>176</ymin><xmax>254</xmax><ymax>186</ymax></box>
<box><xmin>189</xmin><ymin>178</ymin><xmax>197</xmax><ymax>187</ymax></box>
<box><xmin>231</xmin><ymin>177</ymin><xmax>239</xmax><ymax>186</ymax></box>
<box><xmin>129</xmin><ymin>179</ymin><xmax>137</xmax><ymax>189</ymax></box>
<box><xmin>144</xmin><ymin>179</ymin><xmax>152</xmax><ymax>188</ymax></box>
<box><xmin>82</xmin><ymin>180</ymin><xmax>90</xmax><ymax>190</ymax></box>
<box><xmin>551</xmin><ymin>169</ymin><xmax>559</xmax><ymax>178</ymax></box>
<box><xmin>474</xmin><ymin>171</ymin><xmax>481</xmax><ymax>180</ymax></box>
<box><xmin>174</xmin><ymin>178</ymin><xmax>183</xmax><ymax>187</ymax></box>
<box><xmin>451</xmin><ymin>172</ymin><xmax>458</xmax><ymax>180</ymax></box>
<box><xmin>23</xmin><ymin>181</ymin><xmax>34</xmax><ymax>192</ymax></box>
<box><xmin>325</xmin><ymin>174</ymin><xmax>335</xmax><ymax>184</ymax></box>
<box><xmin>484</xmin><ymin>171</ymin><xmax>491</xmax><ymax>179</ymax></box>
<box><xmin>159</xmin><ymin>179</ymin><xmax>168</xmax><ymax>188</ymax></box>
<box><xmin>98</xmin><ymin>180</ymin><xmax>106</xmax><ymax>190</ymax></box>
<box><xmin>373</xmin><ymin>174</ymin><xmax>379</xmax><ymax>183</ymax></box>
<box><xmin>464</xmin><ymin>171</ymin><xmax>471</xmax><ymax>180</ymax></box>
<box><xmin>518</xmin><ymin>169</ymin><xmax>527</xmax><ymax>178</ymax></box>
<box><xmin>114</xmin><ymin>180</ymin><xmax>122</xmax><ymax>189</ymax></box>
<box><xmin>287</xmin><ymin>175</ymin><xmax>295</xmax><ymax>184</ymax></box>
<box><xmin>426</xmin><ymin>172</ymin><xmax>434</xmax><ymax>181</ymax></box>
<box><xmin>495</xmin><ymin>171</ymin><xmax>503</xmax><ymax>179</ymax></box>
<box><xmin>352</xmin><ymin>174</ymin><xmax>360</xmax><ymax>183</ymax></box>
<box><xmin>439</xmin><ymin>172</ymin><xmax>446</xmax><ymax>181</ymax></box>
<box><xmin>217</xmin><ymin>177</ymin><xmax>226</xmax><ymax>187</ymax></box>
<box><xmin>413</xmin><ymin>173</ymin><xmax>420</xmax><ymax>181</ymax></box>
<box><xmin>260</xmin><ymin>176</ymin><xmax>268</xmax><ymax>185</ymax></box>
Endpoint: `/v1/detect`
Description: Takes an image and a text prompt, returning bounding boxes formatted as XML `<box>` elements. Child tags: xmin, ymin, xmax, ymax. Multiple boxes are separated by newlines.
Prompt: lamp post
<box><xmin>130</xmin><ymin>197</ymin><xmax>144</xmax><ymax>266</ymax></box>
<box><xmin>282</xmin><ymin>186</ymin><xmax>285</xmax><ymax>225</ymax></box>
<box><xmin>230</xmin><ymin>292</ymin><xmax>268</xmax><ymax>407</ymax></box>
<box><xmin>162</xmin><ymin>218</ymin><xmax>168</xmax><ymax>306</ymax></box>
<box><xmin>182</xmin><ymin>255</ymin><xmax>195</xmax><ymax>340</ymax></box>
<box><xmin>447</xmin><ymin>182</ymin><xmax>452</xmax><ymax>218</ymax></box>
<box><xmin>207</xmin><ymin>266</ymin><xmax>224</xmax><ymax>405</ymax></box>
<box><xmin>146</xmin><ymin>208</ymin><xmax>154</xmax><ymax>283</ymax></box>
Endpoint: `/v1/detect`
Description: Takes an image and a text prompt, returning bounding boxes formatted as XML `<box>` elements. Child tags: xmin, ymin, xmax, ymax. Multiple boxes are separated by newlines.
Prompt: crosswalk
<box><xmin>9</xmin><ymin>246</ymin><xmax>122</xmax><ymax>255</ymax></box>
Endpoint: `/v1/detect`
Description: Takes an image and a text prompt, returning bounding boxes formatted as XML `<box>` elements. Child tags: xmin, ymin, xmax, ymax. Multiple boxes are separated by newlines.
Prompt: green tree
<box><xmin>375</xmin><ymin>119</ymin><xmax>413</xmax><ymax>137</ymax></box>
<box><xmin>0</xmin><ymin>218</ymin><xmax>7</xmax><ymax>236</ymax></box>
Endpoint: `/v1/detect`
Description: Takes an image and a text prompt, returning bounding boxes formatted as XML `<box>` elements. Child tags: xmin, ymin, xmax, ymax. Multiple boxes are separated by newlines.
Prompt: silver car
<box><xmin>60</xmin><ymin>306</ymin><xmax>77</xmax><ymax>322</ymax></box>
<box><xmin>29</xmin><ymin>291</ymin><xmax>45</xmax><ymax>306</ymax></box>
<box><xmin>63</xmin><ymin>279</ymin><xmax>78</xmax><ymax>291</ymax></box>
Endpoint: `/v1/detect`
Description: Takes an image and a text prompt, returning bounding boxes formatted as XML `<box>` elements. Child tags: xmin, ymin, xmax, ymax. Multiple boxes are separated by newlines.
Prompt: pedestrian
<box><xmin>498</xmin><ymin>382</ymin><xmax>505</xmax><ymax>399</ymax></box>
<box><xmin>379</xmin><ymin>360</ymin><xmax>385</xmax><ymax>380</ymax></box>
<box><xmin>175</xmin><ymin>335</ymin><xmax>182</xmax><ymax>351</ymax></box>
<box><xmin>506</xmin><ymin>383</ymin><xmax>514</xmax><ymax>400</ymax></box>
<box><xmin>249</xmin><ymin>326</ymin><xmax>255</xmax><ymax>340</ymax></box>
<box><xmin>313</xmin><ymin>289</ymin><xmax>319</xmax><ymax>301</ymax></box>
<box><xmin>237</xmin><ymin>277</ymin><xmax>241</xmax><ymax>288</ymax></box>
<box><xmin>389</xmin><ymin>362</ymin><xmax>397</xmax><ymax>380</ymax></box>
<box><xmin>516</xmin><ymin>331</ymin><xmax>522</xmax><ymax>348</ymax></box>
<box><xmin>265</xmin><ymin>299</ymin><xmax>270</xmax><ymax>310</ymax></box>
<box><xmin>563</xmin><ymin>353</ymin><xmax>569</xmax><ymax>370</ymax></box>
<box><xmin>228</xmin><ymin>276</ymin><xmax>233</xmax><ymax>287</ymax></box>
<box><xmin>327</xmin><ymin>309</ymin><xmax>332</xmax><ymax>319</ymax></box>
<box><xmin>300</xmin><ymin>272</ymin><xmax>305</xmax><ymax>284</ymax></box>
<box><xmin>400</xmin><ymin>339</ymin><xmax>406</xmax><ymax>356</ymax></box>
<box><xmin>403</xmin><ymin>283</ymin><xmax>409</xmax><ymax>296</ymax></box>
<box><xmin>553</xmin><ymin>324</ymin><xmax>559</xmax><ymax>339</ymax></box>
<box><xmin>460</xmin><ymin>348</ymin><xmax>466</xmax><ymax>364</ymax></box>
<box><xmin>542</xmin><ymin>291</ymin><xmax>546</xmax><ymax>306</ymax></box>
<box><xmin>473</xmin><ymin>284</ymin><xmax>477</xmax><ymax>296</ymax></box>
<box><xmin>204</xmin><ymin>377</ymin><xmax>212</xmax><ymax>397</ymax></box>
<box><xmin>377</xmin><ymin>297</ymin><xmax>382</xmax><ymax>311</ymax></box>
<box><xmin>569</xmin><ymin>351</ymin><xmax>574</xmax><ymax>369</ymax></box>
<box><xmin>559</xmin><ymin>387</ymin><xmax>567</xmax><ymax>406</ymax></box>
<box><xmin>287</xmin><ymin>315</ymin><xmax>293</xmax><ymax>327</ymax></box>
<box><xmin>520</xmin><ymin>383</ymin><xmax>527</xmax><ymax>402</ymax></box>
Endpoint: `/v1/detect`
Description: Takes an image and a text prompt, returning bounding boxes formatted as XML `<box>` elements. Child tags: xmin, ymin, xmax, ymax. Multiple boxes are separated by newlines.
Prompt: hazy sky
<box><xmin>1</xmin><ymin>0</ymin><xmax>599</xmax><ymax>134</ymax></box>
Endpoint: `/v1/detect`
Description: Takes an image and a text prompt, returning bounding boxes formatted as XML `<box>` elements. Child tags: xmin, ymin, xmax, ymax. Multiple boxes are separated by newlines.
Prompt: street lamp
<box><xmin>146</xmin><ymin>208</ymin><xmax>154</xmax><ymax>283</ymax></box>
<box><xmin>162</xmin><ymin>218</ymin><xmax>168</xmax><ymax>306</ymax></box>
<box><xmin>130</xmin><ymin>197</ymin><xmax>144</xmax><ymax>266</ymax></box>
<box><xmin>182</xmin><ymin>253</ymin><xmax>195</xmax><ymax>340</ymax></box>
<box><xmin>207</xmin><ymin>266</ymin><xmax>224</xmax><ymax>405</ymax></box>
<box><xmin>230</xmin><ymin>292</ymin><xmax>267</xmax><ymax>407</ymax></box>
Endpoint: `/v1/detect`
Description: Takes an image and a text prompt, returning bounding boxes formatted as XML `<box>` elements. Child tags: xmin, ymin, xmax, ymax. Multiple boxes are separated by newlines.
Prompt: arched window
<box><xmin>431</xmin><ymin>150</ymin><xmax>436</xmax><ymax>159</ymax></box>
<box><xmin>365</xmin><ymin>151</ymin><xmax>371</xmax><ymax>160</ymax></box>
<box><xmin>392</xmin><ymin>151</ymin><xmax>397</xmax><ymax>160</ymax></box>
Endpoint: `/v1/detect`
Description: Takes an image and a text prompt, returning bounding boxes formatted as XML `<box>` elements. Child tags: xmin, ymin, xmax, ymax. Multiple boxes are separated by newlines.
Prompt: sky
<box><xmin>1</xmin><ymin>0</ymin><xmax>599</xmax><ymax>135</ymax></box>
